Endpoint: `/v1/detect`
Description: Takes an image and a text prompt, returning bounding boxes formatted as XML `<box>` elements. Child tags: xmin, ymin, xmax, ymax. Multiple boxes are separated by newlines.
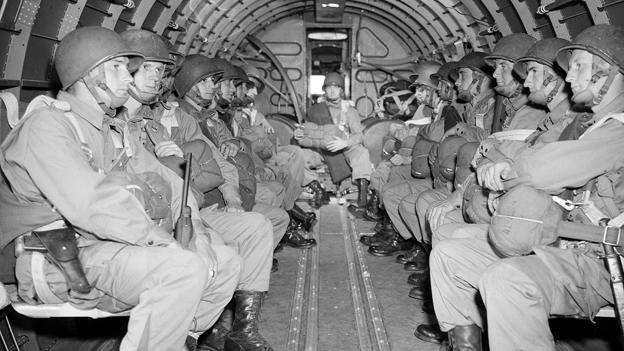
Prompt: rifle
<box><xmin>174</xmin><ymin>153</ymin><xmax>193</xmax><ymax>248</ymax></box>
<box><xmin>491</xmin><ymin>94</ymin><xmax>505</xmax><ymax>133</ymax></box>
<box><xmin>600</xmin><ymin>218</ymin><xmax>624</xmax><ymax>332</ymax></box>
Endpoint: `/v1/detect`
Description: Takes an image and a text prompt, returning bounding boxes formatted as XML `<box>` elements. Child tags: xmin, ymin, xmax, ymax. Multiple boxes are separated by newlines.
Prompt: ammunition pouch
<box><xmin>24</xmin><ymin>228</ymin><xmax>91</xmax><ymax>294</ymax></box>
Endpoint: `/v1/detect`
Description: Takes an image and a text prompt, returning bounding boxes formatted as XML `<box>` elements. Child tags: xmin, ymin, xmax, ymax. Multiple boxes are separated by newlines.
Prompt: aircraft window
<box><xmin>310</xmin><ymin>75</ymin><xmax>326</xmax><ymax>95</ymax></box>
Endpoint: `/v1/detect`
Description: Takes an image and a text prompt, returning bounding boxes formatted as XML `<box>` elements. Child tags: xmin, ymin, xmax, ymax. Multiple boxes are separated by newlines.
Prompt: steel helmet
<box><xmin>556</xmin><ymin>24</ymin><xmax>624</xmax><ymax>73</ymax></box>
<box><xmin>163</xmin><ymin>37</ymin><xmax>184</xmax><ymax>68</ymax></box>
<box><xmin>323</xmin><ymin>72</ymin><xmax>344</xmax><ymax>89</ymax></box>
<box><xmin>55</xmin><ymin>26</ymin><xmax>144</xmax><ymax>90</ymax></box>
<box><xmin>485</xmin><ymin>34</ymin><xmax>537</xmax><ymax>65</ymax></box>
<box><xmin>120</xmin><ymin>29</ymin><xmax>175</xmax><ymax>67</ymax></box>
<box><xmin>241</xmin><ymin>64</ymin><xmax>265</xmax><ymax>93</ymax></box>
<box><xmin>431</xmin><ymin>61</ymin><xmax>460</xmax><ymax>84</ymax></box>
<box><xmin>232</xmin><ymin>65</ymin><xmax>251</xmax><ymax>86</ymax></box>
<box><xmin>174</xmin><ymin>54</ymin><xmax>223</xmax><ymax>97</ymax></box>
<box><xmin>409</xmin><ymin>61</ymin><xmax>442</xmax><ymax>89</ymax></box>
<box><xmin>454</xmin><ymin>52</ymin><xmax>494</xmax><ymax>76</ymax></box>
<box><xmin>212</xmin><ymin>58</ymin><xmax>239</xmax><ymax>82</ymax></box>
<box><xmin>514</xmin><ymin>38</ymin><xmax>571</xmax><ymax>79</ymax></box>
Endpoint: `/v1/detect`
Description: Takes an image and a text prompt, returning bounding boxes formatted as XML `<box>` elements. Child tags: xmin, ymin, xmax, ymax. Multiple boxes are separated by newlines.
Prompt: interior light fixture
<box><xmin>307</xmin><ymin>31</ymin><xmax>348</xmax><ymax>40</ymax></box>
<box><xmin>321</xmin><ymin>3</ymin><xmax>341</xmax><ymax>8</ymax></box>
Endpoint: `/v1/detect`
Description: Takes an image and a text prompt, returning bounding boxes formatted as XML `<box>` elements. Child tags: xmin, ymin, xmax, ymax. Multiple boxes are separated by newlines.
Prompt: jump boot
<box><xmin>197</xmin><ymin>304</ymin><xmax>234</xmax><ymax>350</ymax></box>
<box><xmin>224</xmin><ymin>291</ymin><xmax>273</xmax><ymax>351</ymax></box>
<box><xmin>361</xmin><ymin>210</ymin><xmax>396</xmax><ymax>246</ymax></box>
<box><xmin>367</xmin><ymin>232</ymin><xmax>414</xmax><ymax>256</ymax></box>
<box><xmin>306</xmin><ymin>180</ymin><xmax>327</xmax><ymax>209</ymax></box>
<box><xmin>414</xmin><ymin>323</ymin><xmax>446</xmax><ymax>344</ymax></box>
<box><xmin>440</xmin><ymin>325</ymin><xmax>482</xmax><ymax>351</ymax></box>
<box><xmin>347</xmin><ymin>178</ymin><xmax>369</xmax><ymax>218</ymax></box>
<box><xmin>288</xmin><ymin>203</ymin><xmax>316</xmax><ymax>232</ymax></box>
<box><xmin>362</xmin><ymin>190</ymin><xmax>382</xmax><ymax>222</ymax></box>
<box><xmin>398</xmin><ymin>242</ymin><xmax>430</xmax><ymax>272</ymax></box>
<box><xmin>280</xmin><ymin>219</ymin><xmax>317</xmax><ymax>249</ymax></box>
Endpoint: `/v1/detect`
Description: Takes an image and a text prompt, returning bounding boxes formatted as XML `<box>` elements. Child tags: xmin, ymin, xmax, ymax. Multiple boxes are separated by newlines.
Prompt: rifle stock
<box><xmin>174</xmin><ymin>153</ymin><xmax>193</xmax><ymax>247</ymax></box>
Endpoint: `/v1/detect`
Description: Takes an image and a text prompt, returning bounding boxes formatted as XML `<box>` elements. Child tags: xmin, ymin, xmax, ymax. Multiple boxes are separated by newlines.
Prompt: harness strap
<box><xmin>31</xmin><ymin>251</ymin><xmax>64</xmax><ymax>304</ymax></box>
<box><xmin>0</xmin><ymin>91</ymin><xmax>19</xmax><ymax>128</ymax></box>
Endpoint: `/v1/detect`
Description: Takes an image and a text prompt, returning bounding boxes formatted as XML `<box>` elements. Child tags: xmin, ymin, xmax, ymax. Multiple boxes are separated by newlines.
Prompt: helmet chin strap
<box><xmin>542</xmin><ymin>73</ymin><xmax>563</xmax><ymax>104</ymax></box>
<box><xmin>188</xmin><ymin>87</ymin><xmax>212</xmax><ymax>108</ymax></box>
<box><xmin>593</xmin><ymin>66</ymin><xmax>618</xmax><ymax>105</ymax></box>
<box><xmin>495</xmin><ymin>80</ymin><xmax>522</xmax><ymax>98</ymax></box>
<box><xmin>572</xmin><ymin>67</ymin><xmax>617</xmax><ymax>106</ymax></box>
<box><xmin>128</xmin><ymin>83</ymin><xmax>159</xmax><ymax>105</ymax></box>
<box><xmin>82</xmin><ymin>74</ymin><xmax>122</xmax><ymax>118</ymax></box>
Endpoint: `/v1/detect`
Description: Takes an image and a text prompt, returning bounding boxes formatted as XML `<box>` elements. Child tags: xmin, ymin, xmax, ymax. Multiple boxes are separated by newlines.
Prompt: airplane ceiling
<box><xmin>0</xmin><ymin>0</ymin><xmax>622</xmax><ymax>99</ymax></box>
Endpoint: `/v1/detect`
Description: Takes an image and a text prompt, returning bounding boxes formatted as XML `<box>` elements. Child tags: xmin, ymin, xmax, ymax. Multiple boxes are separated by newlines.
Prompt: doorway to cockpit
<box><xmin>306</xmin><ymin>26</ymin><xmax>352</xmax><ymax>108</ymax></box>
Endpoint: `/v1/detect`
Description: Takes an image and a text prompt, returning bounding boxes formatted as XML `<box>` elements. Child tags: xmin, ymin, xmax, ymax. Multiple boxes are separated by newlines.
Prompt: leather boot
<box><xmin>224</xmin><ymin>291</ymin><xmax>273</xmax><ymax>351</ymax></box>
<box><xmin>359</xmin><ymin>228</ymin><xmax>394</xmax><ymax>246</ymax></box>
<box><xmin>280</xmin><ymin>220</ymin><xmax>317</xmax><ymax>249</ymax></box>
<box><xmin>347</xmin><ymin>179</ymin><xmax>369</xmax><ymax>218</ymax></box>
<box><xmin>414</xmin><ymin>323</ymin><xmax>446</xmax><ymax>344</ymax></box>
<box><xmin>421</xmin><ymin>297</ymin><xmax>434</xmax><ymax>315</ymax></box>
<box><xmin>306</xmin><ymin>180</ymin><xmax>327</xmax><ymax>209</ymax></box>
<box><xmin>362</xmin><ymin>190</ymin><xmax>382</xmax><ymax>222</ymax></box>
<box><xmin>402</xmin><ymin>243</ymin><xmax>429</xmax><ymax>273</ymax></box>
<box><xmin>288</xmin><ymin>204</ymin><xmax>316</xmax><ymax>232</ymax></box>
<box><xmin>198</xmin><ymin>304</ymin><xmax>234</xmax><ymax>351</ymax></box>
<box><xmin>446</xmin><ymin>325</ymin><xmax>482</xmax><ymax>351</ymax></box>
<box><xmin>367</xmin><ymin>233</ymin><xmax>414</xmax><ymax>256</ymax></box>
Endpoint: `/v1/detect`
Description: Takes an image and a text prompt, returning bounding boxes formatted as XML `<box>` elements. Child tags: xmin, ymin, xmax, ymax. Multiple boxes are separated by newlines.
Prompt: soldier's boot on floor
<box><xmin>197</xmin><ymin>305</ymin><xmax>234</xmax><ymax>351</ymax></box>
<box><xmin>347</xmin><ymin>178</ymin><xmax>369</xmax><ymax>218</ymax></box>
<box><xmin>288</xmin><ymin>203</ymin><xmax>316</xmax><ymax>232</ymax></box>
<box><xmin>444</xmin><ymin>325</ymin><xmax>482</xmax><ymax>351</ymax></box>
<box><xmin>224</xmin><ymin>291</ymin><xmax>273</xmax><ymax>351</ymax></box>
<box><xmin>280</xmin><ymin>220</ymin><xmax>317</xmax><ymax>249</ymax></box>
<box><xmin>414</xmin><ymin>323</ymin><xmax>446</xmax><ymax>344</ymax></box>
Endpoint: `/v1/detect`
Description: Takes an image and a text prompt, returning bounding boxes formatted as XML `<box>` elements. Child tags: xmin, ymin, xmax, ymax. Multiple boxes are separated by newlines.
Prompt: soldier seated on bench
<box><xmin>422</xmin><ymin>24</ymin><xmax>624</xmax><ymax>350</ymax></box>
<box><xmin>0</xmin><ymin>27</ymin><xmax>243</xmax><ymax>351</ymax></box>
<box><xmin>295</xmin><ymin>72</ymin><xmax>373</xmax><ymax>215</ymax></box>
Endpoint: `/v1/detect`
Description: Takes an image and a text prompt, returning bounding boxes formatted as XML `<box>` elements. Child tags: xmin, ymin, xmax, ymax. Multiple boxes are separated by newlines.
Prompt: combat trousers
<box><xmin>268</xmin><ymin>145</ymin><xmax>306</xmax><ymax>210</ymax></box>
<box><xmin>410</xmin><ymin>188</ymin><xmax>451</xmax><ymax>244</ymax></box>
<box><xmin>430</xmin><ymin>225</ymin><xmax>612</xmax><ymax>351</ymax></box>
<box><xmin>255</xmin><ymin>181</ymin><xmax>285</xmax><ymax>208</ymax></box>
<box><xmin>431</xmin><ymin>213</ymin><xmax>474</xmax><ymax>247</ymax></box>
<box><xmin>199</xmin><ymin>211</ymin><xmax>273</xmax><ymax>291</ymax></box>
<box><xmin>344</xmin><ymin>144</ymin><xmax>372</xmax><ymax>181</ymax></box>
<box><xmin>382</xmin><ymin>179</ymin><xmax>432</xmax><ymax>240</ymax></box>
<box><xmin>253</xmin><ymin>202</ymin><xmax>289</xmax><ymax>249</ymax></box>
<box><xmin>15</xmin><ymin>238</ymin><xmax>241</xmax><ymax>351</ymax></box>
<box><xmin>370</xmin><ymin>162</ymin><xmax>411</xmax><ymax>201</ymax></box>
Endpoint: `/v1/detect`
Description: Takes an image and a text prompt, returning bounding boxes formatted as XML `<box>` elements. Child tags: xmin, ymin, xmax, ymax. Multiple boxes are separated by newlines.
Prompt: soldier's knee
<box><xmin>246</xmin><ymin>212</ymin><xmax>274</xmax><ymax>242</ymax></box>
<box><xmin>399</xmin><ymin>196</ymin><xmax>416</xmax><ymax>216</ymax></box>
<box><xmin>383</xmin><ymin>183</ymin><xmax>405</xmax><ymax>202</ymax></box>
<box><xmin>168</xmin><ymin>250</ymin><xmax>209</xmax><ymax>287</ymax></box>
<box><xmin>430</xmin><ymin>240</ymin><xmax>460</xmax><ymax>270</ymax></box>
<box><xmin>479</xmin><ymin>259</ymin><xmax>530</xmax><ymax>294</ymax></box>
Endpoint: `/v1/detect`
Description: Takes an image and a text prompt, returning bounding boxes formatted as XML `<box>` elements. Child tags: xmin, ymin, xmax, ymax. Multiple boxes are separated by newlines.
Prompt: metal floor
<box><xmin>262</xmin><ymin>202</ymin><xmax>439</xmax><ymax>351</ymax></box>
